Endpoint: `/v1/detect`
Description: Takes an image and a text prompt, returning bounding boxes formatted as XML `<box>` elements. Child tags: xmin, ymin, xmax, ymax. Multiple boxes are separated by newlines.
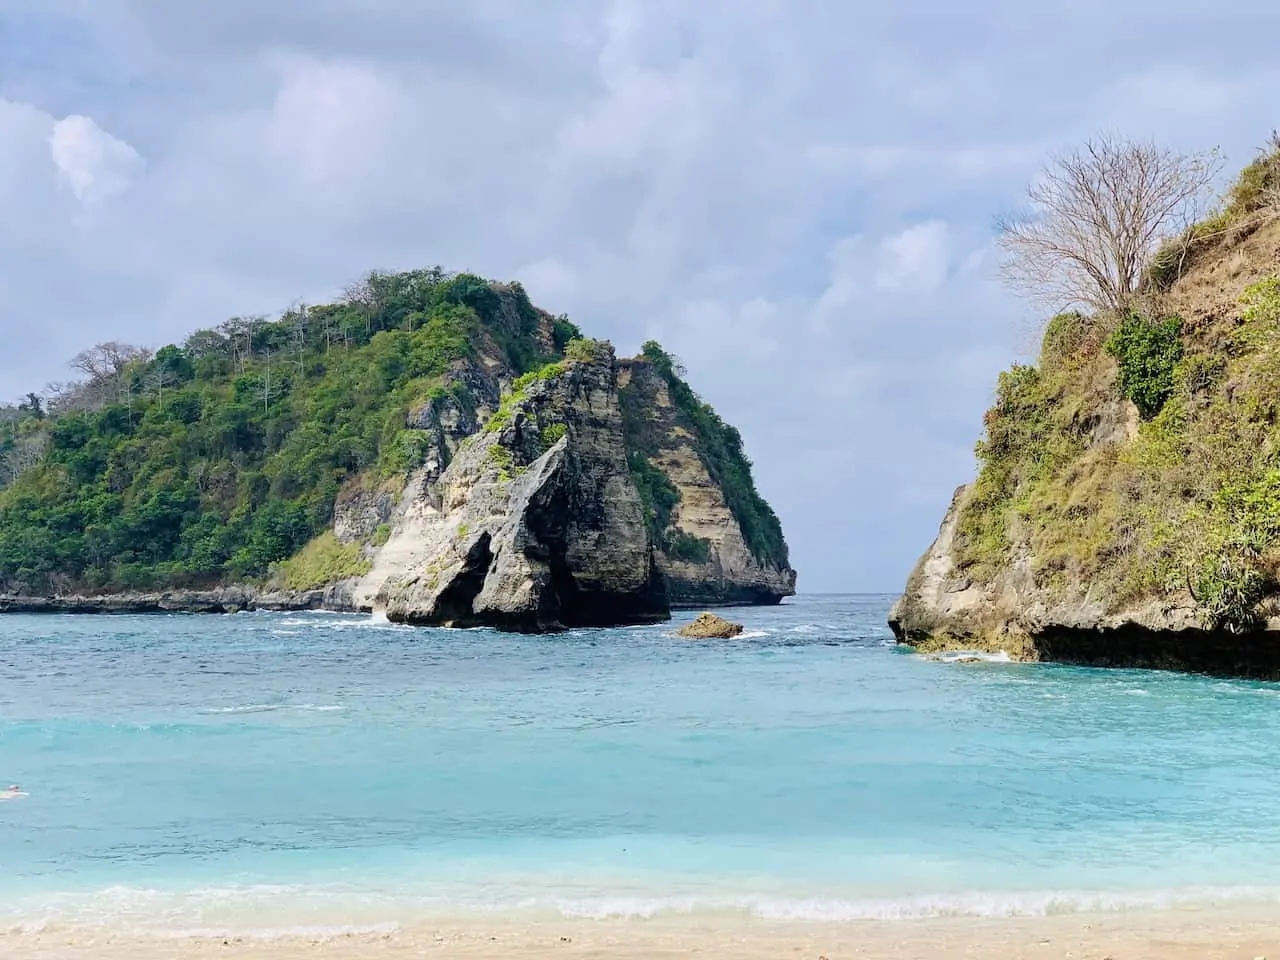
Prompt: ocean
<box><xmin>3</xmin><ymin>594</ymin><xmax>1280</xmax><ymax>938</ymax></box>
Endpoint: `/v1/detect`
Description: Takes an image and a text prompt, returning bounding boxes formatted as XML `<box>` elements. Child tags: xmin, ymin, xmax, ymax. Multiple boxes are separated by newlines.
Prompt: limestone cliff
<box><xmin>353</xmin><ymin>341</ymin><xmax>666</xmax><ymax>630</ymax></box>
<box><xmin>333</xmin><ymin>338</ymin><xmax>793</xmax><ymax>631</ymax></box>
<box><xmin>892</xmin><ymin>194</ymin><xmax>1280</xmax><ymax>677</ymax></box>
<box><xmin>618</xmin><ymin>357</ymin><xmax>796</xmax><ymax>606</ymax></box>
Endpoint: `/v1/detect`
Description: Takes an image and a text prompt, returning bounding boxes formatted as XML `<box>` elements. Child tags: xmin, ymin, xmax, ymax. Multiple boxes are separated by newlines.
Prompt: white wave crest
<box><xmin>924</xmin><ymin>650</ymin><xmax>1012</xmax><ymax>664</ymax></box>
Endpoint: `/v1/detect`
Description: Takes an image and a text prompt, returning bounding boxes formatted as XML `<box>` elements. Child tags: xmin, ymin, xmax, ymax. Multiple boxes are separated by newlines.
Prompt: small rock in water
<box><xmin>677</xmin><ymin>612</ymin><xmax>745</xmax><ymax>639</ymax></box>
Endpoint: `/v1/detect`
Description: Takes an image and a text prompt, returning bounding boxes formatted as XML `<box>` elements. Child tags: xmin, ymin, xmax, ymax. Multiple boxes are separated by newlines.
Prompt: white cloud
<box><xmin>261</xmin><ymin>57</ymin><xmax>404</xmax><ymax>191</ymax></box>
<box><xmin>48</xmin><ymin>114</ymin><xmax>143</xmax><ymax>204</ymax></box>
<box><xmin>515</xmin><ymin>257</ymin><xmax>579</xmax><ymax>302</ymax></box>
<box><xmin>876</xmin><ymin>220</ymin><xmax>951</xmax><ymax>292</ymax></box>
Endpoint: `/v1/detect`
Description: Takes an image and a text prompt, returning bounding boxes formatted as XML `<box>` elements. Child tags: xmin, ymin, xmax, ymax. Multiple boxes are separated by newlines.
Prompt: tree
<box><xmin>68</xmin><ymin>342</ymin><xmax>150</xmax><ymax>409</ymax></box>
<box><xmin>997</xmin><ymin>135</ymin><xmax>1221</xmax><ymax>314</ymax></box>
<box><xmin>17</xmin><ymin>393</ymin><xmax>43</xmax><ymax>418</ymax></box>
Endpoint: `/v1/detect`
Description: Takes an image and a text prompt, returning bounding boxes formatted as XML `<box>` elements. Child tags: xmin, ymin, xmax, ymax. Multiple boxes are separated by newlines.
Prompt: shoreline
<box><xmin>0</xmin><ymin>592</ymin><xmax>789</xmax><ymax>617</ymax></box>
<box><xmin>5</xmin><ymin>906</ymin><xmax>1279</xmax><ymax>959</ymax></box>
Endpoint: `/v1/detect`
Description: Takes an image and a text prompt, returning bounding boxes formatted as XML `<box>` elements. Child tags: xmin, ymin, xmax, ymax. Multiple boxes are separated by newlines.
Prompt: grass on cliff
<box><xmin>1148</xmin><ymin>135</ymin><xmax>1280</xmax><ymax>290</ymax></box>
<box><xmin>0</xmin><ymin>270</ymin><xmax>568</xmax><ymax>594</ymax></box>
<box><xmin>955</xmin><ymin>277</ymin><xmax>1280</xmax><ymax>632</ymax></box>
<box><xmin>271</xmin><ymin>531</ymin><xmax>371</xmax><ymax>592</ymax></box>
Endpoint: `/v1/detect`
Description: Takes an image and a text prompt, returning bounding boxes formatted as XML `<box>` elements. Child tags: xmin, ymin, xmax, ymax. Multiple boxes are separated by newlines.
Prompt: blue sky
<box><xmin>1</xmin><ymin>0</ymin><xmax>1278</xmax><ymax>591</ymax></box>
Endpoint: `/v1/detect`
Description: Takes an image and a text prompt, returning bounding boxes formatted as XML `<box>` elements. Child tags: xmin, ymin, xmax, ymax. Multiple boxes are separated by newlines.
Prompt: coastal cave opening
<box><xmin>432</xmin><ymin>532</ymin><xmax>493</xmax><ymax>625</ymax></box>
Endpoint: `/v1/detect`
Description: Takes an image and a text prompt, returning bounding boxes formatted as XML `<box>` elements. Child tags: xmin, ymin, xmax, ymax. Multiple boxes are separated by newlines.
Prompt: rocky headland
<box><xmin>0</xmin><ymin>272</ymin><xmax>795</xmax><ymax>630</ymax></box>
<box><xmin>892</xmin><ymin>141</ymin><xmax>1280</xmax><ymax>678</ymax></box>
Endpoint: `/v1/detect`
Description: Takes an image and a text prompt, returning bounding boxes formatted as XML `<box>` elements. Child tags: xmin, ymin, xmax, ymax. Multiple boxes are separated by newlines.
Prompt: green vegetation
<box><xmin>638</xmin><ymin>341</ymin><xmax>789</xmax><ymax>568</ymax></box>
<box><xmin>628</xmin><ymin>451</ymin><xmax>681</xmax><ymax>544</ymax></box>
<box><xmin>957</xmin><ymin>273</ymin><xmax>1280</xmax><ymax>632</ymax></box>
<box><xmin>540</xmin><ymin>423</ymin><xmax>568</xmax><ymax>448</ymax></box>
<box><xmin>667</xmin><ymin>530</ymin><xmax>712</xmax><ymax>564</ymax></box>
<box><xmin>0</xmin><ymin>269</ymin><xmax>566</xmax><ymax>593</ymax></box>
<box><xmin>488</xmin><ymin>444</ymin><xmax>515</xmax><ymax>481</ymax></box>
<box><xmin>485</xmin><ymin>357</ymin><xmax>572</xmax><ymax>434</ymax></box>
<box><xmin>272</xmin><ymin>531</ymin><xmax>371</xmax><ymax>592</ymax></box>
<box><xmin>1148</xmin><ymin>135</ymin><xmax>1280</xmax><ymax>290</ymax></box>
<box><xmin>1105</xmin><ymin>314</ymin><xmax>1184</xmax><ymax>419</ymax></box>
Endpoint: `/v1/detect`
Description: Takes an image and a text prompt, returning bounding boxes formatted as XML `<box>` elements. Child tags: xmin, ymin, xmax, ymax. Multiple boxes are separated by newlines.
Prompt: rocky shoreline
<box><xmin>0</xmin><ymin>587</ymin><xmax>782</xmax><ymax>620</ymax></box>
<box><xmin>0</xmin><ymin>587</ymin><xmax>340</xmax><ymax>616</ymax></box>
<box><xmin>889</xmin><ymin>486</ymin><xmax>1280</xmax><ymax>680</ymax></box>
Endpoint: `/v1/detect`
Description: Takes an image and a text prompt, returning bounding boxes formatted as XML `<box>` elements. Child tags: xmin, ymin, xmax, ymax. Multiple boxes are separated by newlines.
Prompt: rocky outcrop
<box><xmin>886</xmin><ymin>485</ymin><xmax>1271</xmax><ymax>673</ymax></box>
<box><xmin>890</xmin><ymin>210</ymin><xmax>1280</xmax><ymax>679</ymax></box>
<box><xmin>617</xmin><ymin>360</ymin><xmax>796</xmax><ymax>606</ymax></box>
<box><xmin>364</xmin><ymin>342</ymin><xmax>668</xmax><ymax>631</ymax></box>
<box><xmin>677</xmin><ymin>612</ymin><xmax>744</xmax><ymax>639</ymax></box>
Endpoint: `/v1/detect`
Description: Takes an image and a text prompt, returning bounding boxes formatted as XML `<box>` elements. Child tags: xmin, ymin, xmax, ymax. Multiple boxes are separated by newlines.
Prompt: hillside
<box><xmin>0</xmin><ymin>270</ymin><xmax>795</xmax><ymax>626</ymax></box>
<box><xmin>892</xmin><ymin>141</ymin><xmax>1280</xmax><ymax>677</ymax></box>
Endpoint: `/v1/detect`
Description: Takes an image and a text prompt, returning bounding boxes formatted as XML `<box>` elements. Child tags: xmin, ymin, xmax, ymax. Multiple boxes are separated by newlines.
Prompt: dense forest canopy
<box><xmin>0</xmin><ymin>269</ymin><xmax>580</xmax><ymax>593</ymax></box>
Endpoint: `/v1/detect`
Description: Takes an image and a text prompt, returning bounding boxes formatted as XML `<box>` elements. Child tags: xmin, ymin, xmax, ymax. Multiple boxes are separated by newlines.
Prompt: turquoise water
<box><xmin>4</xmin><ymin>594</ymin><xmax>1280</xmax><ymax>934</ymax></box>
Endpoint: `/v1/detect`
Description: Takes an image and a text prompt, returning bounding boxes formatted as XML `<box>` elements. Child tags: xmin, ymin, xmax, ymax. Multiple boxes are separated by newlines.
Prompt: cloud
<box><xmin>2</xmin><ymin>1</ymin><xmax>1280</xmax><ymax>592</ymax></box>
<box><xmin>876</xmin><ymin>221</ymin><xmax>951</xmax><ymax>292</ymax></box>
<box><xmin>48</xmin><ymin>114</ymin><xmax>142</xmax><ymax>204</ymax></box>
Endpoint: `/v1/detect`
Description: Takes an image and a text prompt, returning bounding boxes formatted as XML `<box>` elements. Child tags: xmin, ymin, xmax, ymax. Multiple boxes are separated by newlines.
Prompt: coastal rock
<box><xmin>676</xmin><ymin>612</ymin><xmax>745</xmax><ymax>639</ymax></box>
<box><xmin>892</xmin><ymin>212</ymin><xmax>1280</xmax><ymax>679</ymax></box>
<box><xmin>370</xmin><ymin>342</ymin><xmax>668</xmax><ymax>631</ymax></box>
<box><xmin>616</xmin><ymin>359</ymin><xmax>796</xmax><ymax>607</ymax></box>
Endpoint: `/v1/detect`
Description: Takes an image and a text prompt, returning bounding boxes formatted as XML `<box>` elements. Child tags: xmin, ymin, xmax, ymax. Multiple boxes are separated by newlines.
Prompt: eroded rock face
<box><xmin>367</xmin><ymin>343</ymin><xmax>668</xmax><ymax>631</ymax></box>
<box><xmin>887</xmin><ymin>485</ymin><xmax>1248</xmax><ymax>674</ymax></box>
<box><xmin>617</xmin><ymin>361</ymin><xmax>796</xmax><ymax>606</ymax></box>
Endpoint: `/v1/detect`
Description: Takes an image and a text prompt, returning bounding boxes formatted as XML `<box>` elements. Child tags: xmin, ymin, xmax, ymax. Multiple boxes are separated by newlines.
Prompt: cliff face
<box><xmin>892</xmin><ymin>209</ymin><xmax>1280</xmax><ymax>677</ymax></box>
<box><xmin>331</xmin><ymin>341</ymin><xmax>793</xmax><ymax>631</ymax></box>
<box><xmin>618</xmin><ymin>360</ymin><xmax>796</xmax><ymax>606</ymax></box>
<box><xmin>352</xmin><ymin>342</ymin><xmax>666</xmax><ymax>630</ymax></box>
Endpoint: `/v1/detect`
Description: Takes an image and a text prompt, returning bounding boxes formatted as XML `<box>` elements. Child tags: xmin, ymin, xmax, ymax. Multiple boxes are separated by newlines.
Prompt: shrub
<box><xmin>274</xmin><ymin>531</ymin><xmax>371</xmax><ymax>591</ymax></box>
<box><xmin>1040</xmin><ymin>311</ymin><xmax>1094</xmax><ymax>367</ymax></box>
<box><xmin>540</xmin><ymin>423</ymin><xmax>567</xmax><ymax>448</ymax></box>
<box><xmin>1194</xmin><ymin>553</ymin><xmax>1265</xmax><ymax>633</ymax></box>
<box><xmin>1105</xmin><ymin>314</ymin><xmax>1184</xmax><ymax>419</ymax></box>
<box><xmin>629</xmin><ymin>453</ymin><xmax>680</xmax><ymax>543</ymax></box>
<box><xmin>488</xmin><ymin>444</ymin><xmax>514</xmax><ymax>481</ymax></box>
<box><xmin>667</xmin><ymin>530</ymin><xmax>711</xmax><ymax>564</ymax></box>
<box><xmin>1177</xmin><ymin>354</ymin><xmax>1226</xmax><ymax>398</ymax></box>
<box><xmin>563</xmin><ymin>338</ymin><xmax>601</xmax><ymax>363</ymax></box>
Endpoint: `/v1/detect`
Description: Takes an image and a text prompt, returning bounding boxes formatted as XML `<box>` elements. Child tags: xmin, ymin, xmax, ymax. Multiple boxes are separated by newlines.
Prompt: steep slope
<box><xmin>892</xmin><ymin>154</ymin><xmax>1280</xmax><ymax>677</ymax></box>
<box><xmin>618</xmin><ymin>347</ymin><xmax>795</xmax><ymax>606</ymax></box>
<box><xmin>359</xmin><ymin>340</ymin><xmax>666</xmax><ymax>630</ymax></box>
<box><xmin>0</xmin><ymin>270</ymin><xmax>795</xmax><ymax>626</ymax></box>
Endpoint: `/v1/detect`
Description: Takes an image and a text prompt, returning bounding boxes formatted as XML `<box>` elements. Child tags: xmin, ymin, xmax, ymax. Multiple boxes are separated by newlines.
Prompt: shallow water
<box><xmin>3</xmin><ymin>595</ymin><xmax>1280</xmax><ymax>934</ymax></box>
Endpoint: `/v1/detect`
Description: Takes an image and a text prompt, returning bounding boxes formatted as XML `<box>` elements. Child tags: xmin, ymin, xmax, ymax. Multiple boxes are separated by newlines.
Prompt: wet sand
<box><xmin>4</xmin><ymin>907</ymin><xmax>1279</xmax><ymax>960</ymax></box>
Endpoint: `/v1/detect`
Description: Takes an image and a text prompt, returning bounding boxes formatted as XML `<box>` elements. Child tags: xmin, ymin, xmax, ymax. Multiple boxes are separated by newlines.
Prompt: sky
<box><xmin>1</xmin><ymin>1</ymin><xmax>1278</xmax><ymax>592</ymax></box>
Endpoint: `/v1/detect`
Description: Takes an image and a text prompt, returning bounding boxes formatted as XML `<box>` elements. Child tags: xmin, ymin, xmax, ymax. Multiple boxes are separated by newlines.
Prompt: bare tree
<box><xmin>68</xmin><ymin>342</ymin><xmax>151</xmax><ymax>409</ymax></box>
<box><xmin>286</xmin><ymin>301</ymin><xmax>309</xmax><ymax>375</ymax></box>
<box><xmin>997</xmin><ymin>135</ymin><xmax>1221</xmax><ymax>314</ymax></box>
<box><xmin>144</xmin><ymin>366</ymin><xmax>176</xmax><ymax>408</ymax></box>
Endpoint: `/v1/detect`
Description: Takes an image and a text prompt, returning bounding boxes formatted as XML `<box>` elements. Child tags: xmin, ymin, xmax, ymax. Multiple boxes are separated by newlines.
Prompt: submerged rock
<box><xmin>677</xmin><ymin>612</ymin><xmax>745</xmax><ymax>639</ymax></box>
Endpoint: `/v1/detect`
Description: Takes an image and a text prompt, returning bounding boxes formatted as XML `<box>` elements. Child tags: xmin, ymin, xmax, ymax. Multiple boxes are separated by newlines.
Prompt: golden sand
<box><xmin>4</xmin><ymin>907</ymin><xmax>1279</xmax><ymax>960</ymax></box>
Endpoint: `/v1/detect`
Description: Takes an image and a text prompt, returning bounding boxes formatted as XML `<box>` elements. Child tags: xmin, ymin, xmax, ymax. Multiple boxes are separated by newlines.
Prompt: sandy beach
<box><xmin>4</xmin><ymin>908</ymin><xmax>1279</xmax><ymax>960</ymax></box>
